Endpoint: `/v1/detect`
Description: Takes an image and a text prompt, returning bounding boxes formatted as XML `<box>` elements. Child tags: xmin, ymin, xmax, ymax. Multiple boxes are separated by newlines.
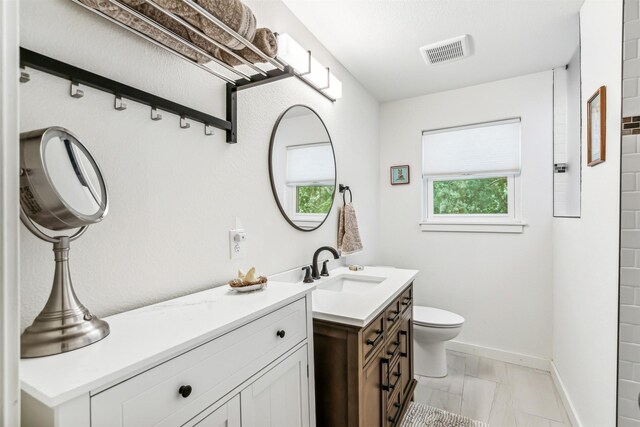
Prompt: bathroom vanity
<box><xmin>20</xmin><ymin>283</ymin><xmax>316</xmax><ymax>427</ymax></box>
<box><xmin>309</xmin><ymin>267</ymin><xmax>418</xmax><ymax>427</ymax></box>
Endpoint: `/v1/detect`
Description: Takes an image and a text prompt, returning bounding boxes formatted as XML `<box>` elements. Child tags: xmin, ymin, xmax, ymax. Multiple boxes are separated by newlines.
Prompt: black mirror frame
<box><xmin>268</xmin><ymin>104</ymin><xmax>337</xmax><ymax>232</ymax></box>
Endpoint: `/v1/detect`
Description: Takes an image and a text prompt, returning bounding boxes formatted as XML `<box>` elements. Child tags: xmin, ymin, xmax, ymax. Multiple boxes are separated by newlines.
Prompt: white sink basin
<box><xmin>316</xmin><ymin>274</ymin><xmax>385</xmax><ymax>293</ymax></box>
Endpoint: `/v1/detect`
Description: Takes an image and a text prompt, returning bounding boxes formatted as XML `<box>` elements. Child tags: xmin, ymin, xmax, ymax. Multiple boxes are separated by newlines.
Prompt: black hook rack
<box><xmin>19</xmin><ymin>47</ymin><xmax>294</xmax><ymax>144</ymax></box>
<box><xmin>339</xmin><ymin>184</ymin><xmax>352</xmax><ymax>204</ymax></box>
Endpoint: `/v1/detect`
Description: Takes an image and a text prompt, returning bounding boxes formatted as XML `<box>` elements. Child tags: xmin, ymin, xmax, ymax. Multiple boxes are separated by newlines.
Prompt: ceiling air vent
<box><xmin>420</xmin><ymin>35</ymin><xmax>471</xmax><ymax>65</ymax></box>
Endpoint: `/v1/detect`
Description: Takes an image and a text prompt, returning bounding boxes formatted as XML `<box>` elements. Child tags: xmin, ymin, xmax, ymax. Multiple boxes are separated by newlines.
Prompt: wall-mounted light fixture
<box><xmin>276</xmin><ymin>33</ymin><xmax>343</xmax><ymax>100</ymax></box>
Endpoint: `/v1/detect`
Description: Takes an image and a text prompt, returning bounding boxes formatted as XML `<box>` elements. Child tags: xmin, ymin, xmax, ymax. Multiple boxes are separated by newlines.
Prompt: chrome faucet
<box><xmin>312</xmin><ymin>246</ymin><xmax>340</xmax><ymax>280</ymax></box>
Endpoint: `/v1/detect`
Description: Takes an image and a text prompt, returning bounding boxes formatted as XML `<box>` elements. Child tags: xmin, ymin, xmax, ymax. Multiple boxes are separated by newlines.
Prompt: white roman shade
<box><xmin>422</xmin><ymin>118</ymin><xmax>521</xmax><ymax>177</ymax></box>
<box><xmin>286</xmin><ymin>142</ymin><xmax>334</xmax><ymax>185</ymax></box>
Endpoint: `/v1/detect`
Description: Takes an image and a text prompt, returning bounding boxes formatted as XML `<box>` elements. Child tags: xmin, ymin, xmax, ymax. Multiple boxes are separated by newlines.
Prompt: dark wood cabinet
<box><xmin>362</xmin><ymin>313</ymin><xmax>385</xmax><ymax>364</ymax></box>
<box><xmin>399</xmin><ymin>313</ymin><xmax>413</xmax><ymax>397</ymax></box>
<box><xmin>313</xmin><ymin>283</ymin><xmax>416</xmax><ymax>427</ymax></box>
<box><xmin>362</xmin><ymin>346</ymin><xmax>384</xmax><ymax>427</ymax></box>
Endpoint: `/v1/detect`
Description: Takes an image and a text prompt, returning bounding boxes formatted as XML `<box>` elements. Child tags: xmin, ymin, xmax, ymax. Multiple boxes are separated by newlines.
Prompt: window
<box><xmin>286</xmin><ymin>143</ymin><xmax>335</xmax><ymax>224</ymax></box>
<box><xmin>421</xmin><ymin>118</ymin><xmax>524</xmax><ymax>233</ymax></box>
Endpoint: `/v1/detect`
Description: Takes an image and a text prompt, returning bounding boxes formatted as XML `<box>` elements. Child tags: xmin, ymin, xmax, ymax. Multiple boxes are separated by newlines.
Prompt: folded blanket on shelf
<box><xmin>77</xmin><ymin>0</ymin><xmax>278</xmax><ymax>70</ymax></box>
<box><xmin>123</xmin><ymin>0</ymin><xmax>220</xmax><ymax>63</ymax></box>
<box><xmin>78</xmin><ymin>0</ymin><xmax>209</xmax><ymax>63</ymax></box>
<box><xmin>215</xmin><ymin>28</ymin><xmax>277</xmax><ymax>65</ymax></box>
<box><xmin>153</xmin><ymin>0</ymin><xmax>256</xmax><ymax>50</ymax></box>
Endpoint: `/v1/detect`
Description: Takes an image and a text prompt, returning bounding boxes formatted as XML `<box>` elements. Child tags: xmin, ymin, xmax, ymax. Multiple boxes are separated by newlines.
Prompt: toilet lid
<box><xmin>413</xmin><ymin>306</ymin><xmax>464</xmax><ymax>328</ymax></box>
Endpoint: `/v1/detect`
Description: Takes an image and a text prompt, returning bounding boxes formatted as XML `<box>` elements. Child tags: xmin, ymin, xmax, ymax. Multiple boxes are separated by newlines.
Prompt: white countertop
<box><xmin>310</xmin><ymin>266</ymin><xmax>418</xmax><ymax>327</ymax></box>
<box><xmin>21</xmin><ymin>281</ymin><xmax>314</xmax><ymax>408</ymax></box>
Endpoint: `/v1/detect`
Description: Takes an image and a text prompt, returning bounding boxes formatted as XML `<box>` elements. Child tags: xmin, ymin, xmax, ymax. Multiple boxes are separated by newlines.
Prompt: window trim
<box><xmin>419</xmin><ymin>222</ymin><xmax>526</xmax><ymax>233</ymax></box>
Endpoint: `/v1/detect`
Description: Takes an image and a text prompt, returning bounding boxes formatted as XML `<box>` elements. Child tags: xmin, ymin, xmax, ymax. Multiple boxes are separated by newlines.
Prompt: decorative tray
<box><xmin>228</xmin><ymin>270</ymin><xmax>268</xmax><ymax>293</ymax></box>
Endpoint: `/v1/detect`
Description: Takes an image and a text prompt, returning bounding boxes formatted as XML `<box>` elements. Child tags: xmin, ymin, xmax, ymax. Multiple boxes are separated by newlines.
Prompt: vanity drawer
<box><xmin>400</xmin><ymin>285</ymin><xmax>413</xmax><ymax>313</ymax></box>
<box><xmin>91</xmin><ymin>298</ymin><xmax>307</xmax><ymax>427</ymax></box>
<box><xmin>386</xmin><ymin>386</ymin><xmax>403</xmax><ymax>427</ymax></box>
<box><xmin>382</xmin><ymin>354</ymin><xmax>402</xmax><ymax>402</ymax></box>
<box><xmin>385</xmin><ymin>297</ymin><xmax>402</xmax><ymax>333</ymax></box>
<box><xmin>362</xmin><ymin>313</ymin><xmax>385</xmax><ymax>363</ymax></box>
<box><xmin>385</xmin><ymin>329</ymin><xmax>402</xmax><ymax>361</ymax></box>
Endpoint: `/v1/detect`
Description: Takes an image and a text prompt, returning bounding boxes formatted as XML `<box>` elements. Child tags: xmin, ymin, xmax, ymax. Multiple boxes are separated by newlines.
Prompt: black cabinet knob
<box><xmin>178</xmin><ymin>385</ymin><xmax>192</xmax><ymax>398</ymax></box>
<box><xmin>276</xmin><ymin>330</ymin><xmax>286</xmax><ymax>338</ymax></box>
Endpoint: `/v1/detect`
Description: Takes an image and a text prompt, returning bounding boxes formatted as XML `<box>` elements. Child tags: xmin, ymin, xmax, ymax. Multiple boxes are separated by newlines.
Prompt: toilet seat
<box><xmin>414</xmin><ymin>306</ymin><xmax>464</xmax><ymax>328</ymax></box>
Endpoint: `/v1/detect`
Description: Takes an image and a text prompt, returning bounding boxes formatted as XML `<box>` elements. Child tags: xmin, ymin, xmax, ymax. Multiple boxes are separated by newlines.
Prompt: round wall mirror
<box><xmin>269</xmin><ymin>105</ymin><xmax>336</xmax><ymax>231</ymax></box>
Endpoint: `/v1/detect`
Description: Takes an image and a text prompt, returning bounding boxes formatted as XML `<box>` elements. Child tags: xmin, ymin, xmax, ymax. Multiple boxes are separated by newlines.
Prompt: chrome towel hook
<box><xmin>70</xmin><ymin>82</ymin><xmax>84</xmax><ymax>98</ymax></box>
<box><xmin>20</xmin><ymin>67</ymin><xmax>30</xmax><ymax>83</ymax></box>
<box><xmin>180</xmin><ymin>116</ymin><xmax>190</xmax><ymax>129</ymax></box>
<box><xmin>114</xmin><ymin>96</ymin><xmax>127</xmax><ymax>111</ymax></box>
<box><xmin>151</xmin><ymin>107</ymin><xmax>162</xmax><ymax>121</ymax></box>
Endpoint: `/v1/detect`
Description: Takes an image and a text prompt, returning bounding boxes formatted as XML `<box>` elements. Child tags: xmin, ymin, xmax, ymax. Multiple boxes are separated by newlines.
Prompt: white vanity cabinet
<box><xmin>21</xmin><ymin>284</ymin><xmax>316</xmax><ymax>427</ymax></box>
<box><xmin>183</xmin><ymin>344</ymin><xmax>309</xmax><ymax>427</ymax></box>
<box><xmin>240</xmin><ymin>345</ymin><xmax>310</xmax><ymax>427</ymax></box>
<box><xmin>184</xmin><ymin>395</ymin><xmax>240</xmax><ymax>427</ymax></box>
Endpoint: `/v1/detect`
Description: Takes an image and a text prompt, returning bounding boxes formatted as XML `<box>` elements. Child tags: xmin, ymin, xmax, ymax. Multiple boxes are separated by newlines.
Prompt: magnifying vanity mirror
<box><xmin>20</xmin><ymin>127</ymin><xmax>110</xmax><ymax>358</ymax></box>
<box><xmin>269</xmin><ymin>105</ymin><xmax>336</xmax><ymax>231</ymax></box>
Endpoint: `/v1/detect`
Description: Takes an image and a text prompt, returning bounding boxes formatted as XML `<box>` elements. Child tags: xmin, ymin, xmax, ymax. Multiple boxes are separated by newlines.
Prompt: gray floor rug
<box><xmin>401</xmin><ymin>402</ymin><xmax>489</xmax><ymax>427</ymax></box>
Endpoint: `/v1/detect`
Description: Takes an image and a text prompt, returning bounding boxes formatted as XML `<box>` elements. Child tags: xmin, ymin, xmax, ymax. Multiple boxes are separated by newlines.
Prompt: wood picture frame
<box><xmin>390</xmin><ymin>165</ymin><xmax>410</xmax><ymax>185</ymax></box>
<box><xmin>587</xmin><ymin>86</ymin><xmax>606</xmax><ymax>167</ymax></box>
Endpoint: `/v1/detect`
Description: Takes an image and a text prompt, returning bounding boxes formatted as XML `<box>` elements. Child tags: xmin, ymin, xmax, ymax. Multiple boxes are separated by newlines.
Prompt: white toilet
<box><xmin>413</xmin><ymin>306</ymin><xmax>465</xmax><ymax>378</ymax></box>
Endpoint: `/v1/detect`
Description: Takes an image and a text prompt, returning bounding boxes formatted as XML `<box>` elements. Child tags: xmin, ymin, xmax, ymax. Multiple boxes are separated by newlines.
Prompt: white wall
<box><xmin>379</xmin><ymin>71</ymin><xmax>554</xmax><ymax>361</ymax></box>
<box><xmin>18</xmin><ymin>0</ymin><xmax>380</xmax><ymax>329</ymax></box>
<box><xmin>1</xmin><ymin>0</ymin><xmax>21</xmax><ymax>424</ymax></box>
<box><xmin>552</xmin><ymin>0</ymin><xmax>623</xmax><ymax>426</ymax></box>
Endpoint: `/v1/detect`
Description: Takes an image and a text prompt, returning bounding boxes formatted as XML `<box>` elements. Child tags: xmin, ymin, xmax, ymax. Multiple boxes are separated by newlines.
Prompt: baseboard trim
<box><xmin>550</xmin><ymin>361</ymin><xmax>582</xmax><ymax>427</ymax></box>
<box><xmin>446</xmin><ymin>340</ymin><xmax>550</xmax><ymax>371</ymax></box>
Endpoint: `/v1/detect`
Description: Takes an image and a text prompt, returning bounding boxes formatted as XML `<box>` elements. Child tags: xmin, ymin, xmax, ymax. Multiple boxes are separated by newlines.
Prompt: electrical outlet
<box><xmin>229</xmin><ymin>229</ymin><xmax>246</xmax><ymax>259</ymax></box>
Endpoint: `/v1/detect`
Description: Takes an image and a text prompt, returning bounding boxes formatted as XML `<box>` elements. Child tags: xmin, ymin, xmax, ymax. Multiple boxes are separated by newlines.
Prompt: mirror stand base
<box><xmin>20</xmin><ymin>237</ymin><xmax>110</xmax><ymax>359</ymax></box>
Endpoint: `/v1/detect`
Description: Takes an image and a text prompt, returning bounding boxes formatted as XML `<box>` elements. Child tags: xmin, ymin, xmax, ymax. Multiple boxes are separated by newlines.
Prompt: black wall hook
<box><xmin>339</xmin><ymin>184</ymin><xmax>352</xmax><ymax>204</ymax></box>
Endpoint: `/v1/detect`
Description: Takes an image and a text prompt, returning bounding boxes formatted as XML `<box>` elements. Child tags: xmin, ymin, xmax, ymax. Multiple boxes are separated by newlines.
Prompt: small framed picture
<box><xmin>390</xmin><ymin>165</ymin><xmax>410</xmax><ymax>185</ymax></box>
<box><xmin>587</xmin><ymin>86</ymin><xmax>606</xmax><ymax>167</ymax></box>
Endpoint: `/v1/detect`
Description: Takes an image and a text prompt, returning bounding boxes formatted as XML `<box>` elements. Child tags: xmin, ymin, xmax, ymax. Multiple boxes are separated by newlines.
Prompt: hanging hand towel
<box><xmin>338</xmin><ymin>203</ymin><xmax>363</xmax><ymax>256</ymax></box>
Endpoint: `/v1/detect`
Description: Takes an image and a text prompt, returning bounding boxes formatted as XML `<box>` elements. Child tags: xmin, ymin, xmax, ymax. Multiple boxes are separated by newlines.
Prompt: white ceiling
<box><xmin>282</xmin><ymin>0</ymin><xmax>584</xmax><ymax>102</ymax></box>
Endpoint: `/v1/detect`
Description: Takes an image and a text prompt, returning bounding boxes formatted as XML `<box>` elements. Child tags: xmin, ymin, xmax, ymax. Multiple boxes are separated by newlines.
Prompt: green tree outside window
<box><xmin>296</xmin><ymin>186</ymin><xmax>334</xmax><ymax>214</ymax></box>
<box><xmin>433</xmin><ymin>177</ymin><xmax>508</xmax><ymax>215</ymax></box>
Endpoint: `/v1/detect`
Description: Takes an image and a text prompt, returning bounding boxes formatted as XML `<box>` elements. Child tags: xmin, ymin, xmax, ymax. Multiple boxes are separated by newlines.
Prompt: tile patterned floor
<box><xmin>413</xmin><ymin>350</ymin><xmax>572</xmax><ymax>427</ymax></box>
